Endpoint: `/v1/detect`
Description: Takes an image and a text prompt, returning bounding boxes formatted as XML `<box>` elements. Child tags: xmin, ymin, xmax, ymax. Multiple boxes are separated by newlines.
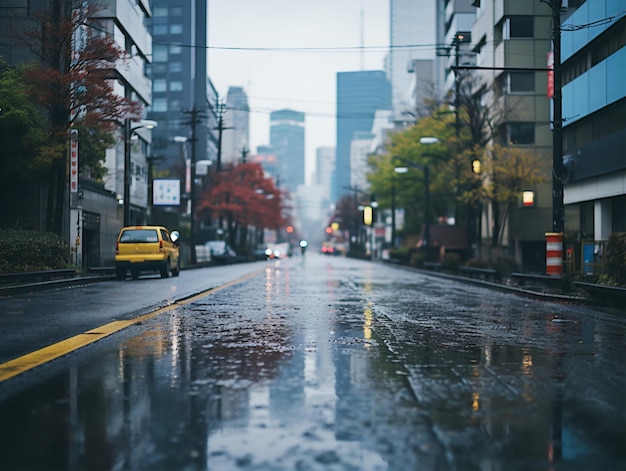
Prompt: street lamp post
<box><xmin>393</xmin><ymin>137</ymin><xmax>439</xmax><ymax>252</ymax></box>
<box><xmin>395</xmin><ymin>163</ymin><xmax>430</xmax><ymax>248</ymax></box>
<box><xmin>124</xmin><ymin>119</ymin><xmax>157</xmax><ymax>226</ymax></box>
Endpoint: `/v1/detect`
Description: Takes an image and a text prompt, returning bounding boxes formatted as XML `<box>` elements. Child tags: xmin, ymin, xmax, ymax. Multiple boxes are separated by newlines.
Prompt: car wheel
<box><xmin>172</xmin><ymin>261</ymin><xmax>180</xmax><ymax>277</ymax></box>
<box><xmin>160</xmin><ymin>260</ymin><xmax>170</xmax><ymax>278</ymax></box>
<box><xmin>115</xmin><ymin>267</ymin><xmax>126</xmax><ymax>280</ymax></box>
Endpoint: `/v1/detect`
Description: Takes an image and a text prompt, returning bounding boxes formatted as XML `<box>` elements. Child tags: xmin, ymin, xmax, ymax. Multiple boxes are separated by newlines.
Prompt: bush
<box><xmin>606</xmin><ymin>232</ymin><xmax>626</xmax><ymax>286</ymax></box>
<box><xmin>410</xmin><ymin>250</ymin><xmax>426</xmax><ymax>268</ymax></box>
<box><xmin>388</xmin><ymin>247</ymin><xmax>411</xmax><ymax>263</ymax></box>
<box><xmin>0</xmin><ymin>229</ymin><xmax>69</xmax><ymax>273</ymax></box>
<box><xmin>442</xmin><ymin>253</ymin><xmax>461</xmax><ymax>273</ymax></box>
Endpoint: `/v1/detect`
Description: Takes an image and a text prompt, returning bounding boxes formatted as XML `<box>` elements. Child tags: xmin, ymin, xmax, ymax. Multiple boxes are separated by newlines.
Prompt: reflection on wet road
<box><xmin>1</xmin><ymin>255</ymin><xmax>624</xmax><ymax>470</ymax></box>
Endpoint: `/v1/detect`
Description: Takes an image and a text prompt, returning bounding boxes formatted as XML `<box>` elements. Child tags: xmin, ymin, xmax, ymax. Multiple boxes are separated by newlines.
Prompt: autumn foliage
<box><xmin>196</xmin><ymin>163</ymin><xmax>286</xmax><ymax>243</ymax></box>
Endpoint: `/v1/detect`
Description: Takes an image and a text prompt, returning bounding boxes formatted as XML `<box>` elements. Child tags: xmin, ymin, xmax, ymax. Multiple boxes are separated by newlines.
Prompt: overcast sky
<box><xmin>208</xmin><ymin>0</ymin><xmax>390</xmax><ymax>184</ymax></box>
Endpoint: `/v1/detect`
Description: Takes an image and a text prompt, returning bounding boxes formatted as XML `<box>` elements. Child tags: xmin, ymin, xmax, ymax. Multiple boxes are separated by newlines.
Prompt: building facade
<box><xmin>269</xmin><ymin>109</ymin><xmax>306</xmax><ymax>196</ymax></box>
<box><xmin>561</xmin><ymin>0</ymin><xmax>626</xmax><ymax>253</ymax></box>
<box><xmin>389</xmin><ymin>0</ymin><xmax>436</xmax><ymax>121</ymax></box>
<box><xmin>222</xmin><ymin>86</ymin><xmax>250</xmax><ymax>165</ymax></box>
<box><xmin>334</xmin><ymin>70</ymin><xmax>392</xmax><ymax>203</ymax></box>
<box><xmin>149</xmin><ymin>0</ymin><xmax>218</xmax><ymax>227</ymax></box>
<box><xmin>0</xmin><ymin>0</ymin><xmax>155</xmax><ymax>269</ymax></box>
<box><xmin>470</xmin><ymin>0</ymin><xmax>554</xmax><ymax>271</ymax></box>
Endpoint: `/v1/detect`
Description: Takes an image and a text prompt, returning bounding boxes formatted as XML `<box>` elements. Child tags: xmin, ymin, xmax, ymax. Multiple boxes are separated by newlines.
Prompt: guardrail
<box><xmin>0</xmin><ymin>269</ymin><xmax>77</xmax><ymax>286</ymax></box>
<box><xmin>574</xmin><ymin>281</ymin><xmax>626</xmax><ymax>306</ymax></box>
<box><xmin>511</xmin><ymin>272</ymin><xmax>563</xmax><ymax>287</ymax></box>
<box><xmin>460</xmin><ymin>266</ymin><xmax>499</xmax><ymax>281</ymax></box>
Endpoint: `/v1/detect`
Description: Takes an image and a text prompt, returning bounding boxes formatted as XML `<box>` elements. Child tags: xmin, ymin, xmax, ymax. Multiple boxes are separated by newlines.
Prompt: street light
<box><xmin>395</xmin><ymin>161</ymin><xmax>430</xmax><ymax>248</ymax></box>
<box><xmin>124</xmin><ymin>119</ymin><xmax>157</xmax><ymax>226</ymax></box>
<box><xmin>394</xmin><ymin>137</ymin><xmax>439</xmax><ymax>251</ymax></box>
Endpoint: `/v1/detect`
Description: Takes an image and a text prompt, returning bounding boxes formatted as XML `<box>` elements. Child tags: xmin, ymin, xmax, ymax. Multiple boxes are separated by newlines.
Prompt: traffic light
<box><xmin>472</xmin><ymin>159</ymin><xmax>481</xmax><ymax>174</ymax></box>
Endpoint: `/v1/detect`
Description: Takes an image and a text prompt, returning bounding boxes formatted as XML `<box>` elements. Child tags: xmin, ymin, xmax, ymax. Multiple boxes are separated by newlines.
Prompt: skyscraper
<box><xmin>149</xmin><ymin>1</ymin><xmax>218</xmax><ymax>174</ymax></box>
<box><xmin>222</xmin><ymin>87</ymin><xmax>250</xmax><ymax>165</ymax></box>
<box><xmin>334</xmin><ymin>71</ymin><xmax>391</xmax><ymax>202</ymax></box>
<box><xmin>270</xmin><ymin>109</ymin><xmax>305</xmax><ymax>196</ymax></box>
<box><xmin>389</xmin><ymin>0</ymin><xmax>436</xmax><ymax>120</ymax></box>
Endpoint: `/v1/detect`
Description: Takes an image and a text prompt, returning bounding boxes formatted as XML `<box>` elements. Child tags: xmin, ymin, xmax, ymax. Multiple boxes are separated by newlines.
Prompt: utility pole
<box><xmin>214</xmin><ymin>100</ymin><xmax>233</xmax><ymax>172</ymax></box>
<box><xmin>181</xmin><ymin>105</ymin><xmax>204</xmax><ymax>264</ymax></box>
<box><xmin>550</xmin><ymin>0</ymin><xmax>564</xmax><ymax>234</ymax></box>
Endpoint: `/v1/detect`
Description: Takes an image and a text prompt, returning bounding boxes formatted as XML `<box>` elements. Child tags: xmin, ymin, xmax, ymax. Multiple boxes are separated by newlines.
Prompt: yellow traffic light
<box><xmin>472</xmin><ymin>159</ymin><xmax>481</xmax><ymax>174</ymax></box>
<box><xmin>363</xmin><ymin>206</ymin><xmax>373</xmax><ymax>226</ymax></box>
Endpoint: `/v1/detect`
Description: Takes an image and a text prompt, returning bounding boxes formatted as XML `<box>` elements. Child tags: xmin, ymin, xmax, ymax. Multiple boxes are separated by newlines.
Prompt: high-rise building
<box><xmin>269</xmin><ymin>109</ymin><xmax>306</xmax><ymax>196</ymax></box>
<box><xmin>334</xmin><ymin>71</ymin><xmax>392</xmax><ymax>202</ymax></box>
<box><xmin>470</xmin><ymin>0</ymin><xmax>553</xmax><ymax>270</ymax></box>
<box><xmin>0</xmin><ymin>0</ymin><xmax>154</xmax><ymax>267</ymax></box>
<box><xmin>149</xmin><ymin>1</ymin><xmax>218</xmax><ymax>177</ymax></box>
<box><xmin>389</xmin><ymin>0</ymin><xmax>436</xmax><ymax>121</ymax></box>
<box><xmin>222</xmin><ymin>87</ymin><xmax>250</xmax><ymax>165</ymax></box>
<box><xmin>561</xmin><ymin>0</ymin><xmax>626</xmax><ymax>244</ymax></box>
<box><xmin>315</xmin><ymin>147</ymin><xmax>336</xmax><ymax>203</ymax></box>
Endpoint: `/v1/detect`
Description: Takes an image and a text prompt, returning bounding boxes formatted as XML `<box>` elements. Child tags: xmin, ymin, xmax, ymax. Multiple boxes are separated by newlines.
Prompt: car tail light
<box><xmin>159</xmin><ymin>240</ymin><xmax>164</xmax><ymax>252</ymax></box>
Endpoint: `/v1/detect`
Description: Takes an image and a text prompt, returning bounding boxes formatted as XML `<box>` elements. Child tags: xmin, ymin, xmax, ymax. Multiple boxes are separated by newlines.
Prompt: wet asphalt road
<box><xmin>0</xmin><ymin>254</ymin><xmax>625</xmax><ymax>470</ymax></box>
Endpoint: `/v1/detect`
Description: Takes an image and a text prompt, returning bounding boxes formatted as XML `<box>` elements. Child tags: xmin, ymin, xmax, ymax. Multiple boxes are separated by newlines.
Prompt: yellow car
<box><xmin>115</xmin><ymin>226</ymin><xmax>180</xmax><ymax>280</ymax></box>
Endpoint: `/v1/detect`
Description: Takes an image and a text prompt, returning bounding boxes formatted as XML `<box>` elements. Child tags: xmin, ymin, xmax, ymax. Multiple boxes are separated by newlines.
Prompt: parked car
<box><xmin>205</xmin><ymin>240</ymin><xmax>238</xmax><ymax>265</ymax></box>
<box><xmin>115</xmin><ymin>226</ymin><xmax>180</xmax><ymax>280</ymax></box>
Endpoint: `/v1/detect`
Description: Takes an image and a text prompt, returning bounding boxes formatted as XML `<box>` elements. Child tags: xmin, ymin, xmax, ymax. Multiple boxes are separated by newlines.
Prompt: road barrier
<box><xmin>545</xmin><ymin>232</ymin><xmax>563</xmax><ymax>276</ymax></box>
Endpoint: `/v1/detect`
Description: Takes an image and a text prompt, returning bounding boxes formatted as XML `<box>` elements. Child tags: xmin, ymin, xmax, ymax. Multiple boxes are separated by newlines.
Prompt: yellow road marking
<box><xmin>0</xmin><ymin>269</ymin><xmax>263</xmax><ymax>383</ymax></box>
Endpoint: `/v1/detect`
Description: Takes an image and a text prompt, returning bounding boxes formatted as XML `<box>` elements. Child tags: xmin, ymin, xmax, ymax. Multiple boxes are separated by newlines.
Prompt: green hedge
<box><xmin>0</xmin><ymin>229</ymin><xmax>69</xmax><ymax>273</ymax></box>
<box><xmin>606</xmin><ymin>232</ymin><xmax>626</xmax><ymax>286</ymax></box>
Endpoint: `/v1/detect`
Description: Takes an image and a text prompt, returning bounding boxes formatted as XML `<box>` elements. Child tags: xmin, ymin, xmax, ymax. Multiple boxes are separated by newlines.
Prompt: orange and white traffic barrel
<box><xmin>545</xmin><ymin>232</ymin><xmax>563</xmax><ymax>275</ymax></box>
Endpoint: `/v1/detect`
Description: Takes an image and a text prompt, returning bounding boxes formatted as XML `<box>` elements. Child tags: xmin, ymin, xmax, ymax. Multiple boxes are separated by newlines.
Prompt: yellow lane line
<box><xmin>0</xmin><ymin>269</ymin><xmax>263</xmax><ymax>383</ymax></box>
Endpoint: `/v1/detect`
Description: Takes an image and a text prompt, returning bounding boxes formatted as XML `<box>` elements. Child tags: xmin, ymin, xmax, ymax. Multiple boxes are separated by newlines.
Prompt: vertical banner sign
<box><xmin>547</xmin><ymin>50</ymin><xmax>554</xmax><ymax>99</ymax></box>
<box><xmin>70</xmin><ymin>128</ymin><xmax>79</xmax><ymax>208</ymax></box>
<box><xmin>69</xmin><ymin>128</ymin><xmax>82</xmax><ymax>269</ymax></box>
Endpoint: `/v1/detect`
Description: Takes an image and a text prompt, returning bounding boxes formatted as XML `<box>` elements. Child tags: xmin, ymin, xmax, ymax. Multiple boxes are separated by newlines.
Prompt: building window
<box><xmin>153</xmin><ymin>79</ymin><xmax>167</xmax><ymax>93</ymax></box>
<box><xmin>153</xmin><ymin>7</ymin><xmax>168</xmax><ymax>17</ymax></box>
<box><xmin>169</xmin><ymin>45</ymin><xmax>182</xmax><ymax>55</ymax></box>
<box><xmin>152</xmin><ymin>98</ymin><xmax>167</xmax><ymax>112</ymax></box>
<box><xmin>168</xmin><ymin>62</ymin><xmax>182</xmax><ymax>73</ymax></box>
<box><xmin>170</xmin><ymin>24</ymin><xmax>183</xmax><ymax>34</ymax></box>
<box><xmin>507</xmin><ymin>72</ymin><xmax>535</xmax><ymax>93</ymax></box>
<box><xmin>170</xmin><ymin>81</ymin><xmax>183</xmax><ymax>92</ymax></box>
<box><xmin>506</xmin><ymin>123</ymin><xmax>535</xmax><ymax>145</ymax></box>
<box><xmin>170</xmin><ymin>7</ymin><xmax>183</xmax><ymax>16</ymax></box>
<box><xmin>152</xmin><ymin>24</ymin><xmax>167</xmax><ymax>35</ymax></box>
<box><xmin>153</xmin><ymin>45</ymin><xmax>167</xmax><ymax>62</ymax></box>
<box><xmin>502</xmin><ymin>16</ymin><xmax>534</xmax><ymax>40</ymax></box>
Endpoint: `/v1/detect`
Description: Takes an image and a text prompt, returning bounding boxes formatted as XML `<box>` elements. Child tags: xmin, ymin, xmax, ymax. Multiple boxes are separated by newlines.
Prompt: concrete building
<box><xmin>560</xmin><ymin>0</ymin><xmax>626</xmax><ymax>260</ymax></box>
<box><xmin>389</xmin><ymin>0</ymin><xmax>436</xmax><ymax>121</ymax></box>
<box><xmin>222</xmin><ymin>86</ymin><xmax>250</xmax><ymax>165</ymax></box>
<box><xmin>314</xmin><ymin>147</ymin><xmax>336</xmax><ymax>204</ymax></box>
<box><xmin>470</xmin><ymin>0</ymin><xmax>554</xmax><ymax>271</ymax></box>
<box><xmin>269</xmin><ymin>109</ymin><xmax>306</xmax><ymax>196</ymax></box>
<box><xmin>334</xmin><ymin>70</ymin><xmax>392</xmax><ymax>203</ymax></box>
<box><xmin>149</xmin><ymin>0</ymin><xmax>218</xmax><ymax>213</ymax></box>
<box><xmin>0</xmin><ymin>0</ymin><xmax>155</xmax><ymax>268</ymax></box>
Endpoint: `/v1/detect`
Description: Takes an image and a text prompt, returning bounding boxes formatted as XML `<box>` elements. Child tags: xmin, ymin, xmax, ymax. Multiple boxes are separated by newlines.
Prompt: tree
<box><xmin>15</xmin><ymin>1</ymin><xmax>142</xmax><ymax>234</ymax></box>
<box><xmin>196</xmin><ymin>163</ymin><xmax>285</xmax><ymax>250</ymax></box>
<box><xmin>481</xmin><ymin>145</ymin><xmax>544</xmax><ymax>247</ymax></box>
<box><xmin>368</xmin><ymin>107</ymin><xmax>457</xmax><ymax>233</ymax></box>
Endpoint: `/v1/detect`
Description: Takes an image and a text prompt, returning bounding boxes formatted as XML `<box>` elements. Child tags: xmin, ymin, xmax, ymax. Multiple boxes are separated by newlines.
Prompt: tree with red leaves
<box><xmin>16</xmin><ymin>1</ymin><xmax>142</xmax><ymax>234</ymax></box>
<box><xmin>196</xmin><ymin>163</ymin><xmax>286</xmax><ymax>250</ymax></box>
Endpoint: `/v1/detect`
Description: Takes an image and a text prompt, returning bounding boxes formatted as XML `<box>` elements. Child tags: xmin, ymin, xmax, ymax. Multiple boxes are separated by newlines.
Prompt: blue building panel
<box><xmin>588</xmin><ymin>61</ymin><xmax>606</xmax><ymax>113</ymax></box>
<box><xmin>606</xmin><ymin>48</ymin><xmax>626</xmax><ymax>104</ymax></box>
<box><xmin>562</xmin><ymin>0</ymin><xmax>625</xmax><ymax>61</ymax></box>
